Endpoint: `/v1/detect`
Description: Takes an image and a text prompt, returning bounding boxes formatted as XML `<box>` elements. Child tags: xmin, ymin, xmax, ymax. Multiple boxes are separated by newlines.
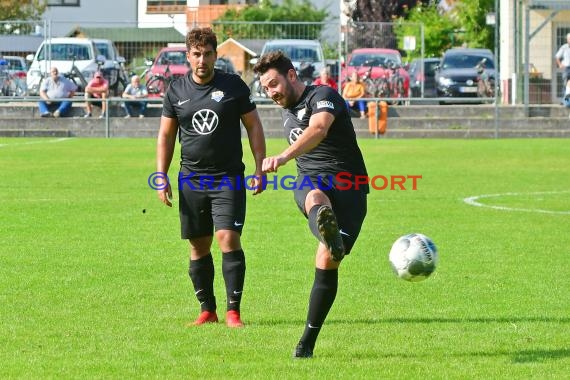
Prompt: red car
<box><xmin>145</xmin><ymin>46</ymin><xmax>190</xmax><ymax>82</ymax></box>
<box><xmin>341</xmin><ymin>48</ymin><xmax>410</xmax><ymax>99</ymax></box>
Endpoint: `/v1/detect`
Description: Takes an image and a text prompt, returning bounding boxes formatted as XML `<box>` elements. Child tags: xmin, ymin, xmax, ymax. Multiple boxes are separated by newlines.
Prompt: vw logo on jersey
<box><xmin>192</xmin><ymin>109</ymin><xmax>219</xmax><ymax>135</ymax></box>
<box><xmin>289</xmin><ymin>127</ymin><xmax>304</xmax><ymax>144</ymax></box>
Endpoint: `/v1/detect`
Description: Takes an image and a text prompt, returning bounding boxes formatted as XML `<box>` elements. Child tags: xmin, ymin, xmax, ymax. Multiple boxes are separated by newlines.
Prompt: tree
<box><xmin>0</xmin><ymin>0</ymin><xmax>46</xmax><ymax>35</ymax></box>
<box><xmin>214</xmin><ymin>0</ymin><xmax>329</xmax><ymax>40</ymax></box>
<box><xmin>394</xmin><ymin>0</ymin><xmax>494</xmax><ymax>60</ymax></box>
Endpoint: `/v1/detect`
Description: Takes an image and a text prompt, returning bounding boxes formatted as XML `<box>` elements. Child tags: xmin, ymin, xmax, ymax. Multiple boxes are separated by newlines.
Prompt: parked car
<box><xmin>26</xmin><ymin>37</ymin><xmax>106</xmax><ymax>95</ymax></box>
<box><xmin>214</xmin><ymin>56</ymin><xmax>238</xmax><ymax>75</ymax></box>
<box><xmin>251</xmin><ymin>39</ymin><xmax>325</xmax><ymax>84</ymax></box>
<box><xmin>408</xmin><ymin>57</ymin><xmax>440</xmax><ymax>98</ymax></box>
<box><xmin>435</xmin><ymin>48</ymin><xmax>495</xmax><ymax>103</ymax></box>
<box><xmin>341</xmin><ymin>48</ymin><xmax>410</xmax><ymax>98</ymax></box>
<box><xmin>145</xmin><ymin>46</ymin><xmax>189</xmax><ymax>83</ymax></box>
<box><xmin>2</xmin><ymin>55</ymin><xmax>28</xmax><ymax>80</ymax></box>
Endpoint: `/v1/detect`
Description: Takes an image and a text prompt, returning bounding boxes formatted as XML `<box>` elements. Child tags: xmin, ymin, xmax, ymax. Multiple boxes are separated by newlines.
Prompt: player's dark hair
<box><xmin>186</xmin><ymin>27</ymin><xmax>217</xmax><ymax>51</ymax></box>
<box><xmin>253</xmin><ymin>51</ymin><xmax>295</xmax><ymax>77</ymax></box>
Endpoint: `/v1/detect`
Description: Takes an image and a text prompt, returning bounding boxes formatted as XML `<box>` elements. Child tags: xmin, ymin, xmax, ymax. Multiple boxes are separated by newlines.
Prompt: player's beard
<box><xmin>193</xmin><ymin>65</ymin><xmax>214</xmax><ymax>82</ymax></box>
<box><xmin>272</xmin><ymin>80</ymin><xmax>296</xmax><ymax>109</ymax></box>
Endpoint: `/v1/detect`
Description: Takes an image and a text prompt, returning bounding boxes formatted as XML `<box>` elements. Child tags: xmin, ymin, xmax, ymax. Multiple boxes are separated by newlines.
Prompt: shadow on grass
<box><xmin>253</xmin><ymin>316</ymin><xmax>569</xmax><ymax>326</ymax></box>
<box><xmin>511</xmin><ymin>348</ymin><xmax>570</xmax><ymax>363</ymax></box>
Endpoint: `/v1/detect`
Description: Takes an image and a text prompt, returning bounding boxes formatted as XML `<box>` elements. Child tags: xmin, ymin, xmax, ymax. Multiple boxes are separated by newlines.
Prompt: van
<box><xmin>251</xmin><ymin>39</ymin><xmax>325</xmax><ymax>83</ymax></box>
<box><xmin>26</xmin><ymin>37</ymin><xmax>106</xmax><ymax>95</ymax></box>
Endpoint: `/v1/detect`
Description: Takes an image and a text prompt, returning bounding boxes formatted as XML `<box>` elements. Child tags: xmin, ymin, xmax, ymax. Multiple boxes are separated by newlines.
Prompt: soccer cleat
<box><xmin>226</xmin><ymin>310</ymin><xmax>244</xmax><ymax>328</ymax></box>
<box><xmin>189</xmin><ymin>311</ymin><xmax>218</xmax><ymax>326</ymax></box>
<box><xmin>293</xmin><ymin>342</ymin><xmax>313</xmax><ymax>359</ymax></box>
<box><xmin>316</xmin><ymin>205</ymin><xmax>345</xmax><ymax>262</ymax></box>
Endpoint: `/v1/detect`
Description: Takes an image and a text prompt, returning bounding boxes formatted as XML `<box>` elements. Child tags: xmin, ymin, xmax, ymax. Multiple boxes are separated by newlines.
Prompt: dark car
<box><xmin>408</xmin><ymin>57</ymin><xmax>440</xmax><ymax>98</ymax></box>
<box><xmin>214</xmin><ymin>57</ymin><xmax>237</xmax><ymax>74</ymax></box>
<box><xmin>435</xmin><ymin>48</ymin><xmax>495</xmax><ymax>103</ymax></box>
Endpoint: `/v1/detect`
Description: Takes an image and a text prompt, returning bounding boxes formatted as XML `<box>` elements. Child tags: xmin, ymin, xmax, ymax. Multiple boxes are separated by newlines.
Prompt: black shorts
<box><xmin>293</xmin><ymin>174</ymin><xmax>368</xmax><ymax>254</ymax></box>
<box><xmin>178</xmin><ymin>173</ymin><xmax>246</xmax><ymax>239</ymax></box>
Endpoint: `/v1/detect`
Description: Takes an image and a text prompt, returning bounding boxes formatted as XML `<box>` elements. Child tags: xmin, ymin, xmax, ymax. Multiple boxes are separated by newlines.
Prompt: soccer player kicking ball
<box><xmin>253</xmin><ymin>52</ymin><xmax>369</xmax><ymax>358</ymax></box>
<box><xmin>156</xmin><ymin>27</ymin><xmax>266</xmax><ymax>328</ymax></box>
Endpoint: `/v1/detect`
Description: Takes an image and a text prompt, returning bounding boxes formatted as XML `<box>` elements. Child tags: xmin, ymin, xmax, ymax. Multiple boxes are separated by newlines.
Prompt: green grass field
<box><xmin>1</xmin><ymin>137</ymin><xmax>569</xmax><ymax>379</ymax></box>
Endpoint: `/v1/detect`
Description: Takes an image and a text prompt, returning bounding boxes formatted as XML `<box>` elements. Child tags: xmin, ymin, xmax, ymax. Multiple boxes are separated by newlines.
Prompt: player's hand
<box><xmin>262</xmin><ymin>155</ymin><xmax>286</xmax><ymax>173</ymax></box>
<box><xmin>250</xmin><ymin>173</ymin><xmax>266</xmax><ymax>195</ymax></box>
<box><xmin>157</xmin><ymin>182</ymin><xmax>173</xmax><ymax>207</ymax></box>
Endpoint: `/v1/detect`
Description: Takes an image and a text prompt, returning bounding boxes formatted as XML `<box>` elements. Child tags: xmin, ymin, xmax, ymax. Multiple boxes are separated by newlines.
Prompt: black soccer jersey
<box><xmin>282</xmin><ymin>85</ymin><xmax>368</xmax><ymax>178</ymax></box>
<box><xmin>162</xmin><ymin>70</ymin><xmax>256</xmax><ymax>176</ymax></box>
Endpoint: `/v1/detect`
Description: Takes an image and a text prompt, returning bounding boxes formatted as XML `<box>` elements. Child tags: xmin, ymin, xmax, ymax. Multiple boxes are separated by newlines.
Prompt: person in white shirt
<box><xmin>121</xmin><ymin>75</ymin><xmax>148</xmax><ymax>118</ymax></box>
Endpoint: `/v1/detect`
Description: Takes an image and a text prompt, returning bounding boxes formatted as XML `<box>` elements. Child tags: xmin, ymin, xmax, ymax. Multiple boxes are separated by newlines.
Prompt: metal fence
<box><xmin>0</xmin><ymin>16</ymin><xmax>568</xmax><ymax>107</ymax></box>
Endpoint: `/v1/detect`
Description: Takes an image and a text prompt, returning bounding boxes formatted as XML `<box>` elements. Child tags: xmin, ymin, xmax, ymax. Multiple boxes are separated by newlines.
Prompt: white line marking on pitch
<box><xmin>463</xmin><ymin>191</ymin><xmax>570</xmax><ymax>215</ymax></box>
<box><xmin>0</xmin><ymin>138</ymin><xmax>71</xmax><ymax>148</ymax></box>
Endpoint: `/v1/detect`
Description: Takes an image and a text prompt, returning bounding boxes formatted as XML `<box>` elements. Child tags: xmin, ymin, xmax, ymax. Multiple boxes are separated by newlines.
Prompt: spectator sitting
<box><xmin>121</xmin><ymin>75</ymin><xmax>148</xmax><ymax>118</ymax></box>
<box><xmin>84</xmin><ymin>71</ymin><xmax>109</xmax><ymax>118</ymax></box>
<box><xmin>342</xmin><ymin>71</ymin><xmax>367</xmax><ymax>118</ymax></box>
<box><xmin>313</xmin><ymin>67</ymin><xmax>338</xmax><ymax>91</ymax></box>
<box><xmin>38</xmin><ymin>67</ymin><xmax>77</xmax><ymax>118</ymax></box>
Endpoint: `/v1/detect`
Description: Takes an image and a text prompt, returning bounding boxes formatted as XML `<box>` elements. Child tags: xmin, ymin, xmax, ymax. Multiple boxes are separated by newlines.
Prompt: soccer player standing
<box><xmin>156</xmin><ymin>27</ymin><xmax>266</xmax><ymax>328</ymax></box>
<box><xmin>253</xmin><ymin>51</ymin><xmax>368</xmax><ymax>357</ymax></box>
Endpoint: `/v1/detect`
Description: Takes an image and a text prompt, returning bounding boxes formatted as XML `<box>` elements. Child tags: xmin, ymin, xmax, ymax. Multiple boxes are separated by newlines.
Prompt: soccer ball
<box><xmin>389</xmin><ymin>233</ymin><xmax>438</xmax><ymax>282</ymax></box>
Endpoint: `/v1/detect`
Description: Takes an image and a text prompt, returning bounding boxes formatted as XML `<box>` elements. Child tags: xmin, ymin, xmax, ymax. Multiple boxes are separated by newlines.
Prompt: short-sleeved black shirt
<box><xmin>282</xmin><ymin>85</ymin><xmax>368</xmax><ymax>179</ymax></box>
<box><xmin>162</xmin><ymin>70</ymin><xmax>256</xmax><ymax>176</ymax></box>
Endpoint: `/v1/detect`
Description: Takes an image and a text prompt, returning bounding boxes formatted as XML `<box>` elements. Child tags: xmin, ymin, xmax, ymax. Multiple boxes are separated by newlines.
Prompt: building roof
<box><xmin>66</xmin><ymin>27</ymin><xmax>184</xmax><ymax>43</ymax></box>
<box><xmin>0</xmin><ymin>35</ymin><xmax>44</xmax><ymax>54</ymax></box>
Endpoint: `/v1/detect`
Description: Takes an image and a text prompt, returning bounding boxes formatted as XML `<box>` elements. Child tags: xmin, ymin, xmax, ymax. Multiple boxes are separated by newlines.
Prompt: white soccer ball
<box><xmin>389</xmin><ymin>233</ymin><xmax>438</xmax><ymax>282</ymax></box>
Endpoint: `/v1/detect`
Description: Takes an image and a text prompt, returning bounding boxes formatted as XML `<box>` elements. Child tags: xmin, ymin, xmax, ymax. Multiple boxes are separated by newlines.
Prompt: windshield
<box><xmin>38</xmin><ymin>43</ymin><xmax>93</xmax><ymax>61</ymax></box>
<box><xmin>95</xmin><ymin>43</ymin><xmax>113</xmax><ymax>60</ymax></box>
<box><xmin>349</xmin><ymin>53</ymin><xmax>401</xmax><ymax>67</ymax></box>
<box><xmin>157</xmin><ymin>50</ymin><xmax>187</xmax><ymax>65</ymax></box>
<box><xmin>442</xmin><ymin>54</ymin><xmax>495</xmax><ymax>69</ymax></box>
<box><xmin>264</xmin><ymin>45</ymin><xmax>321</xmax><ymax>62</ymax></box>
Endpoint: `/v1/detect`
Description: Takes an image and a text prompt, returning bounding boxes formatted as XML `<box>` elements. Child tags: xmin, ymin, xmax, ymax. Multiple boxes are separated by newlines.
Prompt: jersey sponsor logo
<box><xmin>289</xmin><ymin>127</ymin><xmax>304</xmax><ymax>145</ymax></box>
<box><xmin>316</xmin><ymin>100</ymin><xmax>334</xmax><ymax>110</ymax></box>
<box><xmin>211</xmin><ymin>91</ymin><xmax>224</xmax><ymax>102</ymax></box>
<box><xmin>192</xmin><ymin>109</ymin><xmax>219</xmax><ymax>135</ymax></box>
<box><xmin>296</xmin><ymin>107</ymin><xmax>306</xmax><ymax>120</ymax></box>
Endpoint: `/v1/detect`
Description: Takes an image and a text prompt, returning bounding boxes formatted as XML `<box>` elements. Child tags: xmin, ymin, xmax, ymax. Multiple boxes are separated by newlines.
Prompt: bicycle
<box><xmin>0</xmin><ymin>62</ymin><xmax>27</xmax><ymax>97</ymax></box>
<box><xmin>62</xmin><ymin>55</ymin><xmax>88</xmax><ymax>94</ymax></box>
<box><xmin>96</xmin><ymin>56</ymin><xmax>132</xmax><ymax>96</ymax></box>
<box><xmin>386</xmin><ymin>61</ymin><xmax>406</xmax><ymax>104</ymax></box>
<box><xmin>476</xmin><ymin>58</ymin><xmax>494</xmax><ymax>101</ymax></box>
<box><xmin>145</xmin><ymin>59</ymin><xmax>174</xmax><ymax>98</ymax></box>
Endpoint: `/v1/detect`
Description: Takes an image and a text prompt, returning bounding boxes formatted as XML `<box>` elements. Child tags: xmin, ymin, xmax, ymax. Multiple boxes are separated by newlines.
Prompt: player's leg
<box><xmin>212</xmin><ymin>176</ymin><xmax>247</xmax><ymax>327</ymax></box>
<box><xmin>179</xmin><ymin>181</ymin><xmax>217</xmax><ymax>325</ymax></box>
<box><xmin>300</xmin><ymin>185</ymin><xmax>345</xmax><ymax>262</ymax></box>
<box><xmin>293</xmin><ymin>184</ymin><xmax>368</xmax><ymax>358</ymax></box>
<box><xmin>291</xmin><ymin>184</ymin><xmax>340</xmax><ymax>358</ymax></box>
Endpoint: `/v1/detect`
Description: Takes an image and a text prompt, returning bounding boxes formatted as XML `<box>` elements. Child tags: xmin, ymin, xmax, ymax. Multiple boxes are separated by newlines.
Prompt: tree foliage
<box><xmin>0</xmin><ymin>0</ymin><xmax>46</xmax><ymax>21</ymax></box>
<box><xmin>0</xmin><ymin>0</ymin><xmax>46</xmax><ymax>35</ymax></box>
<box><xmin>350</xmin><ymin>0</ymin><xmax>495</xmax><ymax>60</ymax></box>
<box><xmin>214</xmin><ymin>0</ymin><xmax>328</xmax><ymax>40</ymax></box>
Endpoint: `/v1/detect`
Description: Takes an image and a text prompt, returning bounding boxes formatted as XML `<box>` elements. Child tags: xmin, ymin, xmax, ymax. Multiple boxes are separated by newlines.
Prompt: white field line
<box><xmin>0</xmin><ymin>138</ymin><xmax>71</xmax><ymax>148</ymax></box>
<box><xmin>463</xmin><ymin>191</ymin><xmax>570</xmax><ymax>215</ymax></box>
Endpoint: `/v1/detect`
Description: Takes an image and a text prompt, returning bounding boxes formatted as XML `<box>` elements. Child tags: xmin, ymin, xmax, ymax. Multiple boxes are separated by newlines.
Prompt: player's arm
<box><xmin>262</xmin><ymin>111</ymin><xmax>334</xmax><ymax>173</ymax></box>
<box><xmin>156</xmin><ymin>116</ymin><xmax>178</xmax><ymax>207</ymax></box>
<box><xmin>241</xmin><ymin>109</ymin><xmax>267</xmax><ymax>195</ymax></box>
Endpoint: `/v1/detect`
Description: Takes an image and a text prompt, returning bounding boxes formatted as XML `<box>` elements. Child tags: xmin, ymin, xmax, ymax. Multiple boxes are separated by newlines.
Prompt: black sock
<box><xmin>299</xmin><ymin>268</ymin><xmax>338</xmax><ymax>350</ymax></box>
<box><xmin>189</xmin><ymin>253</ymin><xmax>216</xmax><ymax>312</ymax></box>
<box><xmin>222</xmin><ymin>249</ymin><xmax>246</xmax><ymax>312</ymax></box>
<box><xmin>308</xmin><ymin>204</ymin><xmax>325</xmax><ymax>243</ymax></box>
